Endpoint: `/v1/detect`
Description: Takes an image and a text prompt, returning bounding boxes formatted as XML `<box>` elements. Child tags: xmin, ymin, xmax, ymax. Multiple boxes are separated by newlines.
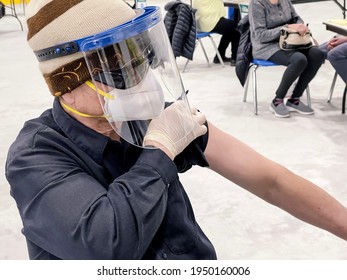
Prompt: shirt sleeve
<box><xmin>5</xmin><ymin>125</ymin><xmax>179</xmax><ymax>260</ymax></box>
<box><xmin>174</xmin><ymin>121</ymin><xmax>210</xmax><ymax>173</ymax></box>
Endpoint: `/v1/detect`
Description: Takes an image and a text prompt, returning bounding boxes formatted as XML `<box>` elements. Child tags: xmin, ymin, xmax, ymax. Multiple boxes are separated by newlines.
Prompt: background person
<box><xmin>192</xmin><ymin>0</ymin><xmax>240</xmax><ymax>65</ymax></box>
<box><xmin>248</xmin><ymin>0</ymin><xmax>325</xmax><ymax>118</ymax></box>
<box><xmin>5</xmin><ymin>0</ymin><xmax>347</xmax><ymax>260</ymax></box>
<box><xmin>320</xmin><ymin>35</ymin><xmax>347</xmax><ymax>84</ymax></box>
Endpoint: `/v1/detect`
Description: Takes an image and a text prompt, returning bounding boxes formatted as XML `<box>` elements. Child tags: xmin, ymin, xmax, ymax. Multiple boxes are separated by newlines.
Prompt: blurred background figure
<box><xmin>248</xmin><ymin>0</ymin><xmax>325</xmax><ymax>118</ymax></box>
<box><xmin>320</xmin><ymin>35</ymin><xmax>347</xmax><ymax>84</ymax></box>
<box><xmin>193</xmin><ymin>0</ymin><xmax>240</xmax><ymax>65</ymax></box>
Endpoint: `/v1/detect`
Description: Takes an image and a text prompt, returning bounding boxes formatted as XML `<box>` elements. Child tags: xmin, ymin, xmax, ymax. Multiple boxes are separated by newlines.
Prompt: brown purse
<box><xmin>279</xmin><ymin>27</ymin><xmax>313</xmax><ymax>50</ymax></box>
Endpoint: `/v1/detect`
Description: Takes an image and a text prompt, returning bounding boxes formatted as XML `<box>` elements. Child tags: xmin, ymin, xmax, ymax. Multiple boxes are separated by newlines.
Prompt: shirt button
<box><xmin>162</xmin><ymin>253</ymin><xmax>168</xmax><ymax>259</ymax></box>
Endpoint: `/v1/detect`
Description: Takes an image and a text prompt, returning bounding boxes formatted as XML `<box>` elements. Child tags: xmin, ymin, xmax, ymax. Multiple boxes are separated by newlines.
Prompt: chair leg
<box><xmin>252</xmin><ymin>65</ymin><xmax>259</xmax><ymax>115</ymax></box>
<box><xmin>182</xmin><ymin>59</ymin><xmax>190</xmax><ymax>73</ymax></box>
<box><xmin>342</xmin><ymin>85</ymin><xmax>347</xmax><ymax>114</ymax></box>
<box><xmin>243</xmin><ymin>64</ymin><xmax>259</xmax><ymax>115</ymax></box>
<box><xmin>208</xmin><ymin>35</ymin><xmax>225</xmax><ymax>67</ymax></box>
<box><xmin>197</xmin><ymin>38</ymin><xmax>210</xmax><ymax>65</ymax></box>
<box><xmin>243</xmin><ymin>66</ymin><xmax>252</xmax><ymax>102</ymax></box>
<box><xmin>328</xmin><ymin>71</ymin><xmax>338</xmax><ymax>102</ymax></box>
<box><xmin>305</xmin><ymin>85</ymin><xmax>311</xmax><ymax>108</ymax></box>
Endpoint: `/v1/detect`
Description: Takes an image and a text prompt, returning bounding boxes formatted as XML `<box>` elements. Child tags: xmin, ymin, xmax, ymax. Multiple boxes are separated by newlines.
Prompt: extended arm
<box><xmin>204</xmin><ymin>122</ymin><xmax>347</xmax><ymax>241</ymax></box>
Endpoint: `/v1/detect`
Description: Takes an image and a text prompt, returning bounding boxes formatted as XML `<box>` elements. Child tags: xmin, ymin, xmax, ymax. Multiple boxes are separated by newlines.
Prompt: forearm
<box><xmin>268</xmin><ymin>167</ymin><xmax>347</xmax><ymax>241</ymax></box>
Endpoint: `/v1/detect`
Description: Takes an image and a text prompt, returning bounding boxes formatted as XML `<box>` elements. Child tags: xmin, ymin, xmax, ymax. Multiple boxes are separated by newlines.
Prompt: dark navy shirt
<box><xmin>5</xmin><ymin>98</ymin><xmax>217</xmax><ymax>260</ymax></box>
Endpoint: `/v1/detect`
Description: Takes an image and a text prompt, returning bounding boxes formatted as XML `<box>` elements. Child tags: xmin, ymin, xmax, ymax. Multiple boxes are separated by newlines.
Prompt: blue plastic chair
<box><xmin>182</xmin><ymin>32</ymin><xmax>225</xmax><ymax>72</ymax></box>
<box><xmin>243</xmin><ymin>59</ymin><xmax>311</xmax><ymax>115</ymax></box>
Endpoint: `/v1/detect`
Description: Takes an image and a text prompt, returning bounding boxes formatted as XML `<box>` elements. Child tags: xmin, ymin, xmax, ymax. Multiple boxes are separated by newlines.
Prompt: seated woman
<box><xmin>248</xmin><ymin>0</ymin><xmax>325</xmax><ymax>118</ymax></box>
<box><xmin>320</xmin><ymin>36</ymin><xmax>347</xmax><ymax>84</ymax></box>
<box><xmin>193</xmin><ymin>0</ymin><xmax>240</xmax><ymax>66</ymax></box>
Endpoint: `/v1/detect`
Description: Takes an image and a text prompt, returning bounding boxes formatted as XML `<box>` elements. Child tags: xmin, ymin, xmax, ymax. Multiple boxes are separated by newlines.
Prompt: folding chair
<box><xmin>327</xmin><ymin>71</ymin><xmax>347</xmax><ymax>114</ymax></box>
<box><xmin>243</xmin><ymin>59</ymin><xmax>311</xmax><ymax>115</ymax></box>
<box><xmin>1</xmin><ymin>0</ymin><xmax>23</xmax><ymax>30</ymax></box>
<box><xmin>182</xmin><ymin>0</ymin><xmax>225</xmax><ymax>72</ymax></box>
<box><xmin>182</xmin><ymin>31</ymin><xmax>225</xmax><ymax>72</ymax></box>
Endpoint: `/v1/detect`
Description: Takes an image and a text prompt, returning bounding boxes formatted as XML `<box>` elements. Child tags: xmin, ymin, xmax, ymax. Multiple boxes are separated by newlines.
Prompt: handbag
<box><xmin>279</xmin><ymin>27</ymin><xmax>313</xmax><ymax>50</ymax></box>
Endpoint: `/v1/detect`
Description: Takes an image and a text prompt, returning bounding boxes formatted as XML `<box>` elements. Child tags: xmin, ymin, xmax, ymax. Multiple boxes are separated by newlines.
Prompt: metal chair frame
<box><xmin>1</xmin><ymin>0</ymin><xmax>24</xmax><ymax>31</ymax></box>
<box><xmin>243</xmin><ymin>59</ymin><xmax>311</xmax><ymax>115</ymax></box>
<box><xmin>182</xmin><ymin>32</ymin><xmax>225</xmax><ymax>72</ymax></box>
<box><xmin>327</xmin><ymin>71</ymin><xmax>347</xmax><ymax>114</ymax></box>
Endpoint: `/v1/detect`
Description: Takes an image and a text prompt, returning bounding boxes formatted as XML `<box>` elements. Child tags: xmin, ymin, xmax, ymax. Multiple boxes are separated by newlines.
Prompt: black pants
<box><xmin>269</xmin><ymin>47</ymin><xmax>325</xmax><ymax>99</ymax></box>
<box><xmin>211</xmin><ymin>17</ymin><xmax>240</xmax><ymax>60</ymax></box>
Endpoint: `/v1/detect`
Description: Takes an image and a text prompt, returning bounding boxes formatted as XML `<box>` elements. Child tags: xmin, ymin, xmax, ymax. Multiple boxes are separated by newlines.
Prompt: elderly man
<box><xmin>5</xmin><ymin>0</ymin><xmax>347</xmax><ymax>260</ymax></box>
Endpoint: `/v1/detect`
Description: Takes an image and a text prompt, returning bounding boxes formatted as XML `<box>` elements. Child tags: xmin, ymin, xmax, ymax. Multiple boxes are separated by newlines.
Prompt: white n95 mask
<box><xmin>104</xmin><ymin>68</ymin><xmax>165</xmax><ymax>121</ymax></box>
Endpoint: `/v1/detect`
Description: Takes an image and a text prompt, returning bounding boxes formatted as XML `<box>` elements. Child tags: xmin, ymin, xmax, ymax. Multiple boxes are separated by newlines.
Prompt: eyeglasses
<box><xmin>91</xmin><ymin>45</ymin><xmax>154</xmax><ymax>90</ymax></box>
<box><xmin>93</xmin><ymin>69</ymin><xmax>126</xmax><ymax>89</ymax></box>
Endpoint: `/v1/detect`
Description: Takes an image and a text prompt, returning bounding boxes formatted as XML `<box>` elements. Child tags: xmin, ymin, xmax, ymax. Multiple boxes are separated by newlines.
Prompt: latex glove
<box><xmin>143</xmin><ymin>100</ymin><xmax>207</xmax><ymax>159</ymax></box>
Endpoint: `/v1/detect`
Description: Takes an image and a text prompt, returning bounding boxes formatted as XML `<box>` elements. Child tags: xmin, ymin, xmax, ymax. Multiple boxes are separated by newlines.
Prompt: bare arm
<box><xmin>204</xmin><ymin>122</ymin><xmax>347</xmax><ymax>241</ymax></box>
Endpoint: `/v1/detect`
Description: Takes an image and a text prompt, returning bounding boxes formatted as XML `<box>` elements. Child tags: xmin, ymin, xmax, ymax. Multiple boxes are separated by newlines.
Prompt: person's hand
<box><xmin>143</xmin><ymin>100</ymin><xmax>207</xmax><ymax>160</ymax></box>
<box><xmin>327</xmin><ymin>36</ymin><xmax>347</xmax><ymax>50</ymax></box>
<box><xmin>288</xmin><ymin>23</ymin><xmax>310</xmax><ymax>36</ymax></box>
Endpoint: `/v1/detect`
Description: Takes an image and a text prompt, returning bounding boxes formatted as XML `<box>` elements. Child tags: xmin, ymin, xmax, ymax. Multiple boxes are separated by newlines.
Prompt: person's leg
<box><xmin>319</xmin><ymin>41</ymin><xmax>329</xmax><ymax>59</ymax></box>
<box><xmin>282</xmin><ymin>47</ymin><xmax>324</xmax><ymax>115</ymax></box>
<box><xmin>268</xmin><ymin>50</ymin><xmax>308</xmax><ymax>117</ymax></box>
<box><xmin>291</xmin><ymin>47</ymin><xmax>325</xmax><ymax>98</ymax></box>
<box><xmin>269</xmin><ymin>50</ymin><xmax>307</xmax><ymax>99</ymax></box>
<box><xmin>327</xmin><ymin>42</ymin><xmax>347</xmax><ymax>84</ymax></box>
<box><xmin>211</xmin><ymin>17</ymin><xmax>239</xmax><ymax>61</ymax></box>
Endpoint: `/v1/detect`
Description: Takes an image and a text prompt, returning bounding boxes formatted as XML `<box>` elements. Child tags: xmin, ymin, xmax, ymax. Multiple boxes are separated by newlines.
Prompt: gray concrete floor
<box><xmin>0</xmin><ymin>1</ymin><xmax>347</xmax><ymax>260</ymax></box>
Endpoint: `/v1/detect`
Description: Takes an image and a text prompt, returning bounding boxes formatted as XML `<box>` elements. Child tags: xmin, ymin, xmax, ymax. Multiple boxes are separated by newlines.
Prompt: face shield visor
<box><xmin>78</xmin><ymin>6</ymin><xmax>193</xmax><ymax>148</ymax></box>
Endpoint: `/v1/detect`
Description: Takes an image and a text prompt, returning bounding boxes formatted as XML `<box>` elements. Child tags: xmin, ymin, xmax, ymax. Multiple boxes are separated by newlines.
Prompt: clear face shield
<box><xmin>80</xmin><ymin>7</ymin><xmax>194</xmax><ymax>147</ymax></box>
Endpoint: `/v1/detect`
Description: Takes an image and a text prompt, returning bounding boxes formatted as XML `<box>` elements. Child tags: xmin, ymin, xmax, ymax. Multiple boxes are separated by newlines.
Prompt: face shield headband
<box><xmin>34</xmin><ymin>6</ymin><xmax>194</xmax><ymax>148</ymax></box>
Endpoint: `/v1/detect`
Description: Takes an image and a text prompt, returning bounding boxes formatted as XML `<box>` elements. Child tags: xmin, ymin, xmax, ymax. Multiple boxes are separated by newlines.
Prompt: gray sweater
<box><xmin>248</xmin><ymin>0</ymin><xmax>304</xmax><ymax>60</ymax></box>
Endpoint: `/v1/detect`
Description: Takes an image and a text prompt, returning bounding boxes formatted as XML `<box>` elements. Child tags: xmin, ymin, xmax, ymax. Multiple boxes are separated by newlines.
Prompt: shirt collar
<box><xmin>52</xmin><ymin>98</ymin><xmax>116</xmax><ymax>164</ymax></box>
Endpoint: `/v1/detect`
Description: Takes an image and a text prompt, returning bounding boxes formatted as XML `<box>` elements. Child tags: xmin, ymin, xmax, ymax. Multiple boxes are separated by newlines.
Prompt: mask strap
<box><xmin>85</xmin><ymin>80</ymin><xmax>115</xmax><ymax>100</ymax></box>
<box><xmin>60</xmin><ymin>99</ymin><xmax>106</xmax><ymax>118</ymax></box>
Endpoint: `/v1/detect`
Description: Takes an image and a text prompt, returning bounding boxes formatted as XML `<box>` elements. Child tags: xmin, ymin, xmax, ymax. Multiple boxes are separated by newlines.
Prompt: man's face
<box><xmin>64</xmin><ymin>82</ymin><xmax>107</xmax><ymax>119</ymax></box>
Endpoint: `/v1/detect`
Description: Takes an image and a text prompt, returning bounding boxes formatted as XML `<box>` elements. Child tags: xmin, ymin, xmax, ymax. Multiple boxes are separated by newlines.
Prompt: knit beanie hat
<box><xmin>26</xmin><ymin>0</ymin><xmax>137</xmax><ymax>96</ymax></box>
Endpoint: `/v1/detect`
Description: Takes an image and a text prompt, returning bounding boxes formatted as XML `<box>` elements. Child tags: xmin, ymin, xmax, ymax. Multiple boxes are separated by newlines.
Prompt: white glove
<box><xmin>143</xmin><ymin>100</ymin><xmax>207</xmax><ymax>159</ymax></box>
